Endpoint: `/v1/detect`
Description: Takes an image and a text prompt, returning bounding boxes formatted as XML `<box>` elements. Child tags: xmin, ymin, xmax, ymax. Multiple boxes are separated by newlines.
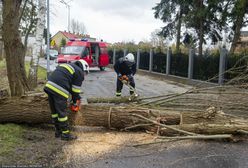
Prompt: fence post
<box><xmin>166</xmin><ymin>47</ymin><xmax>172</xmax><ymax>75</ymax></box>
<box><xmin>123</xmin><ymin>49</ymin><xmax>127</xmax><ymax>57</ymax></box>
<box><xmin>149</xmin><ymin>48</ymin><xmax>153</xmax><ymax>72</ymax></box>
<box><xmin>113</xmin><ymin>48</ymin><xmax>116</xmax><ymax>64</ymax></box>
<box><xmin>188</xmin><ymin>48</ymin><xmax>195</xmax><ymax>79</ymax></box>
<box><xmin>218</xmin><ymin>48</ymin><xmax>228</xmax><ymax>85</ymax></box>
<box><xmin>136</xmin><ymin>49</ymin><xmax>140</xmax><ymax>69</ymax></box>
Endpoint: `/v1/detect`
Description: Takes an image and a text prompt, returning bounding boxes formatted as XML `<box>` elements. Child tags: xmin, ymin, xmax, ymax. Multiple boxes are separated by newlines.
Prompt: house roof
<box><xmin>60</xmin><ymin>31</ymin><xmax>82</xmax><ymax>39</ymax></box>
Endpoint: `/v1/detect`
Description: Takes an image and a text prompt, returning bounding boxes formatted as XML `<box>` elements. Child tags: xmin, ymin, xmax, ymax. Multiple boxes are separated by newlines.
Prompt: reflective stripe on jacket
<box><xmin>44</xmin><ymin>63</ymin><xmax>84</xmax><ymax>101</ymax></box>
<box><xmin>45</xmin><ymin>81</ymin><xmax>69</xmax><ymax>98</ymax></box>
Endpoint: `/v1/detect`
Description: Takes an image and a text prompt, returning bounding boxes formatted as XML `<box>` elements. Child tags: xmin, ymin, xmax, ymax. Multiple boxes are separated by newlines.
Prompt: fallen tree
<box><xmin>1</xmin><ymin>94</ymin><xmax>248</xmax><ymax>137</ymax></box>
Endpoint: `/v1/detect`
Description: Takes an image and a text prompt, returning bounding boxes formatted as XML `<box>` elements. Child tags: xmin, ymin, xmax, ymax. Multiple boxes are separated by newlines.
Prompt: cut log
<box><xmin>0</xmin><ymin>95</ymin><xmax>180</xmax><ymax>127</ymax></box>
<box><xmin>1</xmin><ymin>95</ymin><xmax>248</xmax><ymax>136</ymax></box>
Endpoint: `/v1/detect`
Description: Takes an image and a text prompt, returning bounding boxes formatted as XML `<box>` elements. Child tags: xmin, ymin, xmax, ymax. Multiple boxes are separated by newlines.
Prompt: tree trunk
<box><xmin>175</xmin><ymin>9</ymin><xmax>182</xmax><ymax>54</ymax></box>
<box><xmin>1</xmin><ymin>95</ymin><xmax>248</xmax><ymax>136</ymax></box>
<box><xmin>0</xmin><ymin>42</ymin><xmax>3</xmax><ymax>61</ymax></box>
<box><xmin>2</xmin><ymin>0</ymin><xmax>30</xmax><ymax>96</ymax></box>
<box><xmin>229</xmin><ymin>0</ymin><xmax>248</xmax><ymax>54</ymax></box>
<box><xmin>28</xmin><ymin>0</ymin><xmax>46</xmax><ymax>88</ymax></box>
<box><xmin>0</xmin><ymin>95</ymin><xmax>181</xmax><ymax>126</ymax></box>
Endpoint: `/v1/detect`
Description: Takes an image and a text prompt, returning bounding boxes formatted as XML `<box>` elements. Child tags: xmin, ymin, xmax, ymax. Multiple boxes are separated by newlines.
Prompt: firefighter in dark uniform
<box><xmin>44</xmin><ymin>60</ymin><xmax>89</xmax><ymax>141</ymax></box>
<box><xmin>114</xmin><ymin>53</ymin><xmax>137</xmax><ymax>97</ymax></box>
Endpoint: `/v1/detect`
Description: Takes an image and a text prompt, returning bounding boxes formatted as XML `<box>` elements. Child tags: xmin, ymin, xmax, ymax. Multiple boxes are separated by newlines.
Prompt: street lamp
<box><xmin>60</xmin><ymin>0</ymin><xmax>73</xmax><ymax>32</ymax></box>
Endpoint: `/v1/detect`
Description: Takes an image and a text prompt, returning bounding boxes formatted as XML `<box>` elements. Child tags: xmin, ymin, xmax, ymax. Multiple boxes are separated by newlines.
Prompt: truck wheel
<box><xmin>99</xmin><ymin>67</ymin><xmax>105</xmax><ymax>71</ymax></box>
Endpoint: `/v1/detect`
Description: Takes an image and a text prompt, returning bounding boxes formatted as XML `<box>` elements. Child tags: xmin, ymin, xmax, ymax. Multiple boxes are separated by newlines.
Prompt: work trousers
<box><xmin>47</xmin><ymin>93</ymin><xmax>70</xmax><ymax>134</ymax></box>
<box><xmin>116</xmin><ymin>75</ymin><xmax>135</xmax><ymax>95</ymax></box>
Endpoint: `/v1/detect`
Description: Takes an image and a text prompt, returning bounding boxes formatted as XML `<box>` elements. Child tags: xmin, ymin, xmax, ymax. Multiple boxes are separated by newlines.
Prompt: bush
<box><xmin>139</xmin><ymin>51</ymin><xmax>150</xmax><ymax>70</ymax></box>
<box><xmin>153</xmin><ymin>52</ymin><xmax>166</xmax><ymax>73</ymax></box>
<box><xmin>170</xmin><ymin>53</ymin><xmax>188</xmax><ymax>77</ymax></box>
<box><xmin>193</xmin><ymin>54</ymin><xmax>219</xmax><ymax>82</ymax></box>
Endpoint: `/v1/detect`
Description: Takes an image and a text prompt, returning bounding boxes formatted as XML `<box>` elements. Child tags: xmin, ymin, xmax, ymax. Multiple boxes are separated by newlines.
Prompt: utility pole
<box><xmin>46</xmin><ymin>0</ymin><xmax>50</xmax><ymax>76</ymax></box>
<box><xmin>60</xmin><ymin>0</ymin><xmax>72</xmax><ymax>32</ymax></box>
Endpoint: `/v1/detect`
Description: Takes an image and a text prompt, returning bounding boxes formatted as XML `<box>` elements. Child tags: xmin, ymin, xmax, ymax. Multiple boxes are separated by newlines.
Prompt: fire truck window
<box><xmin>82</xmin><ymin>48</ymin><xmax>89</xmax><ymax>58</ymax></box>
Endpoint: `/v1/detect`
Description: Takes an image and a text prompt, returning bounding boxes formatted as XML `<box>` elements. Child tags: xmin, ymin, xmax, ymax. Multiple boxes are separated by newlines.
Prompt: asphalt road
<box><xmin>38</xmin><ymin>58</ymin><xmax>248</xmax><ymax>168</ymax></box>
<box><xmin>38</xmin><ymin>57</ymin><xmax>191</xmax><ymax>99</ymax></box>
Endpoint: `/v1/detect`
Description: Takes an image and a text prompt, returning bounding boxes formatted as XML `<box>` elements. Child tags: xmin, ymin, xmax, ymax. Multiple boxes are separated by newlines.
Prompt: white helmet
<box><xmin>76</xmin><ymin>60</ymin><xmax>89</xmax><ymax>73</ymax></box>
<box><xmin>124</xmin><ymin>53</ymin><xmax>135</xmax><ymax>62</ymax></box>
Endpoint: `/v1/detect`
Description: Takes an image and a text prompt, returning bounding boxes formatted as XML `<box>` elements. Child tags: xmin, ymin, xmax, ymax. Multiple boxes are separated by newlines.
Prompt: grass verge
<box><xmin>0</xmin><ymin>124</ymin><xmax>24</xmax><ymax>156</ymax></box>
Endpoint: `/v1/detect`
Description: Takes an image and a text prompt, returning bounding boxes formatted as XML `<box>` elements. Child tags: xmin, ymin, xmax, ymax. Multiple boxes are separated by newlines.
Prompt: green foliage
<box><xmin>193</xmin><ymin>54</ymin><xmax>220</xmax><ymax>82</ymax></box>
<box><xmin>0</xmin><ymin>124</ymin><xmax>24</xmax><ymax>156</ymax></box>
<box><xmin>153</xmin><ymin>0</ymin><xmax>248</xmax><ymax>55</ymax></box>
<box><xmin>108</xmin><ymin>41</ymin><xmax>154</xmax><ymax>53</ymax></box>
<box><xmin>60</xmin><ymin>38</ymin><xmax>66</xmax><ymax>47</ymax></box>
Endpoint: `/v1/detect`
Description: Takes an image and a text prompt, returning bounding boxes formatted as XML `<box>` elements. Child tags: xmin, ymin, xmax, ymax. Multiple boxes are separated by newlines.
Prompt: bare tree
<box><xmin>70</xmin><ymin>18</ymin><xmax>86</xmax><ymax>34</ymax></box>
<box><xmin>150</xmin><ymin>29</ymin><xmax>165</xmax><ymax>49</ymax></box>
<box><xmin>20</xmin><ymin>0</ymin><xmax>38</xmax><ymax>54</ymax></box>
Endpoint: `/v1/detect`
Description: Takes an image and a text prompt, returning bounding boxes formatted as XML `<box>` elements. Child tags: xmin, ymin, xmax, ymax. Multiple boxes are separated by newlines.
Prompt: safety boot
<box><xmin>54</xmin><ymin>123</ymin><xmax>61</xmax><ymax>138</ymax></box>
<box><xmin>55</xmin><ymin>128</ymin><xmax>61</xmax><ymax>138</ymax></box>
<box><xmin>61</xmin><ymin>133</ymin><xmax>77</xmax><ymax>141</ymax></box>
<box><xmin>116</xmin><ymin>92</ymin><xmax>121</xmax><ymax>97</ymax></box>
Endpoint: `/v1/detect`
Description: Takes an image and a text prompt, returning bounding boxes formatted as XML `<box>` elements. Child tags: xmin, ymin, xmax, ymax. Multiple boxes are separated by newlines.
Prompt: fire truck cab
<box><xmin>57</xmin><ymin>39</ymin><xmax>109</xmax><ymax>71</ymax></box>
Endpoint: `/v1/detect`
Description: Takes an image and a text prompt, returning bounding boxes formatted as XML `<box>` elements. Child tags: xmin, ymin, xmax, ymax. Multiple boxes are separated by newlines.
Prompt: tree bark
<box><xmin>2</xmin><ymin>0</ymin><xmax>30</xmax><ymax>96</ymax></box>
<box><xmin>0</xmin><ymin>95</ymin><xmax>181</xmax><ymax>127</ymax></box>
<box><xmin>175</xmin><ymin>8</ymin><xmax>182</xmax><ymax>54</ymax></box>
<box><xmin>28</xmin><ymin>0</ymin><xmax>46</xmax><ymax>88</ymax></box>
<box><xmin>229</xmin><ymin>0</ymin><xmax>248</xmax><ymax>54</ymax></box>
<box><xmin>1</xmin><ymin>95</ymin><xmax>248</xmax><ymax>136</ymax></box>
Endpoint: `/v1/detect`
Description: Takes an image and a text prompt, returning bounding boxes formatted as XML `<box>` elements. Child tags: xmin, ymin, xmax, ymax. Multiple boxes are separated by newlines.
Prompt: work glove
<box><xmin>70</xmin><ymin>99</ymin><xmax>81</xmax><ymax>112</ymax></box>
<box><xmin>119</xmin><ymin>75</ymin><xmax>129</xmax><ymax>82</ymax></box>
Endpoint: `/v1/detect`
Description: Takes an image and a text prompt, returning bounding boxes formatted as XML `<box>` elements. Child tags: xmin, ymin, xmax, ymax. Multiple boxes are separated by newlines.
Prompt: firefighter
<box><xmin>114</xmin><ymin>53</ymin><xmax>137</xmax><ymax>97</ymax></box>
<box><xmin>44</xmin><ymin>60</ymin><xmax>89</xmax><ymax>141</ymax></box>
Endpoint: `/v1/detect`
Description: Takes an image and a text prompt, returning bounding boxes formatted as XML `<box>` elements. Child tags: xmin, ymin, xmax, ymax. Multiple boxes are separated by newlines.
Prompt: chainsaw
<box><xmin>119</xmin><ymin>75</ymin><xmax>139</xmax><ymax>101</ymax></box>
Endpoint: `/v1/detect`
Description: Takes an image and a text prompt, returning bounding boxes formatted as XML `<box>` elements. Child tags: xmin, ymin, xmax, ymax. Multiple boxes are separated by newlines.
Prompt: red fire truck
<box><xmin>57</xmin><ymin>39</ymin><xmax>109</xmax><ymax>71</ymax></box>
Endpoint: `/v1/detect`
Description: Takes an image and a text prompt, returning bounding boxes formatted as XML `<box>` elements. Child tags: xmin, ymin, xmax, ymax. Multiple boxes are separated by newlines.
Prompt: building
<box><xmin>236</xmin><ymin>31</ymin><xmax>248</xmax><ymax>51</ymax></box>
<box><xmin>51</xmin><ymin>31</ymin><xmax>96</xmax><ymax>50</ymax></box>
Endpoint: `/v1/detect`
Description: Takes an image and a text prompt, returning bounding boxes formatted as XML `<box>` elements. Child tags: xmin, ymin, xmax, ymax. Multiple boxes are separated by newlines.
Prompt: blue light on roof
<box><xmin>81</xmin><ymin>38</ymin><xmax>88</xmax><ymax>41</ymax></box>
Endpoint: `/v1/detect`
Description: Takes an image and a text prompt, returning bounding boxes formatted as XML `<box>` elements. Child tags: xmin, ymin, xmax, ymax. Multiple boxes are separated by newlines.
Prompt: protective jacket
<box><xmin>44</xmin><ymin>63</ymin><xmax>84</xmax><ymax>102</ymax></box>
<box><xmin>114</xmin><ymin>58</ymin><xmax>136</xmax><ymax>75</ymax></box>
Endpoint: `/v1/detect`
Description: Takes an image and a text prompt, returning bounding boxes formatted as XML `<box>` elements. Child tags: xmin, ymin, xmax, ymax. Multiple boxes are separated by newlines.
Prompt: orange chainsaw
<box><xmin>70</xmin><ymin>99</ymin><xmax>81</xmax><ymax>112</ymax></box>
<box><xmin>119</xmin><ymin>75</ymin><xmax>139</xmax><ymax>100</ymax></box>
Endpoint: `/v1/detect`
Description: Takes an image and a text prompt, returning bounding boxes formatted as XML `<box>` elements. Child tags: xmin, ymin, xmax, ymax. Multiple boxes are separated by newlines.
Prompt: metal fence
<box><xmin>108</xmin><ymin>47</ymin><xmax>247</xmax><ymax>84</ymax></box>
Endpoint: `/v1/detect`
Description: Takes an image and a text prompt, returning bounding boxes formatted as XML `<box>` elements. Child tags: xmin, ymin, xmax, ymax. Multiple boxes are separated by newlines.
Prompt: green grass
<box><xmin>0</xmin><ymin>59</ymin><xmax>6</xmax><ymax>69</ymax></box>
<box><xmin>0</xmin><ymin>59</ymin><xmax>46</xmax><ymax>80</ymax></box>
<box><xmin>24</xmin><ymin>62</ymin><xmax>47</xmax><ymax>80</ymax></box>
<box><xmin>0</xmin><ymin>124</ymin><xmax>25</xmax><ymax>156</ymax></box>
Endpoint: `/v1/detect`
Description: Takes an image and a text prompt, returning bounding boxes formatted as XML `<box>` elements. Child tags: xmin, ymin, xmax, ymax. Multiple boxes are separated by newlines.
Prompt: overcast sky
<box><xmin>50</xmin><ymin>0</ymin><xmax>164</xmax><ymax>43</ymax></box>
